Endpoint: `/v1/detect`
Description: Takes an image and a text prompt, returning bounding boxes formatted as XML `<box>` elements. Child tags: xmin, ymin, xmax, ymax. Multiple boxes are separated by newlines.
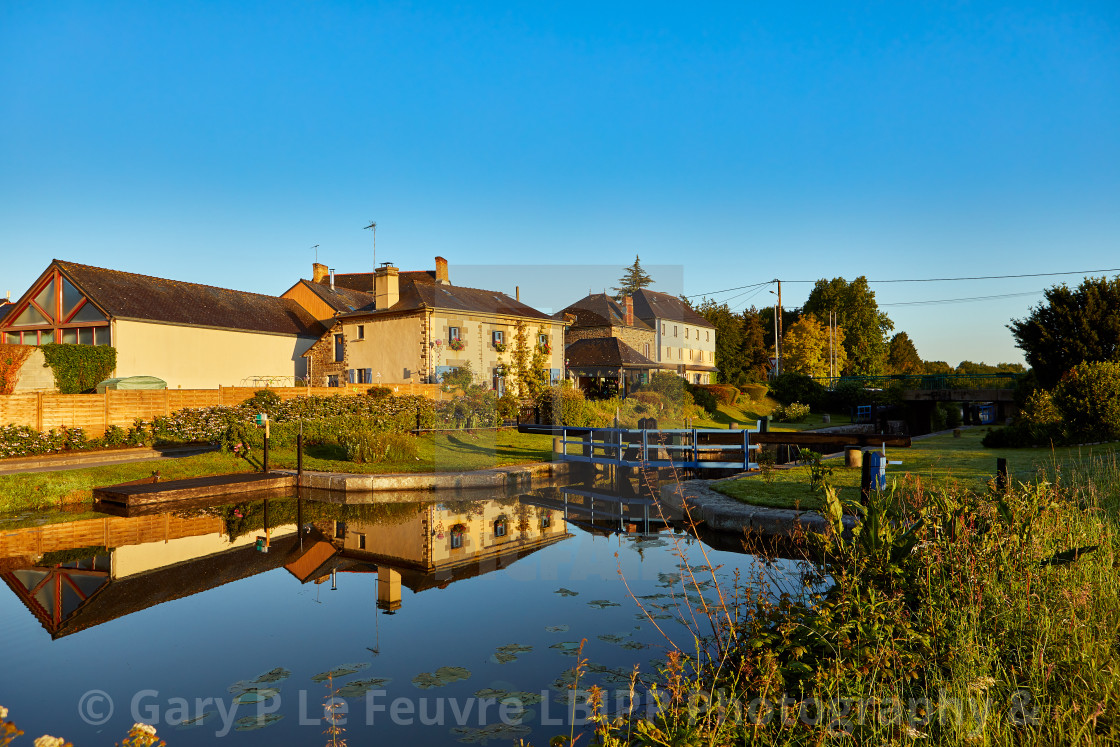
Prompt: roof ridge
<box><xmin>56</xmin><ymin>259</ymin><xmax>289</xmax><ymax>302</ymax></box>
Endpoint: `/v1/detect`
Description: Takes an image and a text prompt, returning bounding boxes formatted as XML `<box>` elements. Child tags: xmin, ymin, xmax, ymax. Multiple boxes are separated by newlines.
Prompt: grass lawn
<box><xmin>693</xmin><ymin>398</ymin><xmax>846</xmax><ymax>432</ymax></box>
<box><xmin>0</xmin><ymin>429</ymin><xmax>554</xmax><ymax>514</ymax></box>
<box><xmin>713</xmin><ymin>426</ymin><xmax>1120</xmax><ymax>511</ymax></box>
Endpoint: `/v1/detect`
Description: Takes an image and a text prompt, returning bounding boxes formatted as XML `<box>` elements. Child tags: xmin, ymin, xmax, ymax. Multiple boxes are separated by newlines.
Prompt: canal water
<box><xmin>0</xmin><ymin>477</ymin><xmax>804</xmax><ymax>745</ymax></box>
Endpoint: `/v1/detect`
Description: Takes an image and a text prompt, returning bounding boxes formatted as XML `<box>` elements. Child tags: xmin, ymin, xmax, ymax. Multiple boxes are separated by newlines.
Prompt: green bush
<box><xmin>244</xmin><ymin>389</ymin><xmax>282</xmax><ymax>414</ymax></box>
<box><xmin>739</xmin><ymin>383</ymin><xmax>768</xmax><ymax>402</ymax></box>
<box><xmin>699</xmin><ymin>384</ymin><xmax>738</xmax><ymax>406</ymax></box>
<box><xmin>685</xmin><ymin>382</ymin><xmax>718</xmax><ymax>414</ymax></box>
<box><xmin>39</xmin><ymin>343</ymin><xmax>117</xmax><ymax>393</ymax></box>
<box><xmin>1053</xmin><ymin>360</ymin><xmax>1120</xmax><ymax>442</ymax></box>
<box><xmin>771</xmin><ymin>401</ymin><xmax>810</xmax><ymax>423</ymax></box>
<box><xmin>768</xmin><ymin>372</ymin><xmax>824</xmax><ymax>408</ymax></box>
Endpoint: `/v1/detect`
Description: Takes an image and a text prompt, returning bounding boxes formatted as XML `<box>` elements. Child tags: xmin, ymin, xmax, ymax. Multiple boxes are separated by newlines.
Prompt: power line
<box><xmin>682</xmin><ymin>280</ymin><xmax>772</xmax><ymax>299</ymax></box>
<box><xmin>880</xmin><ymin>290</ymin><xmax>1044</xmax><ymax>307</ymax></box>
<box><xmin>781</xmin><ymin>267</ymin><xmax>1120</xmax><ymax>284</ymax></box>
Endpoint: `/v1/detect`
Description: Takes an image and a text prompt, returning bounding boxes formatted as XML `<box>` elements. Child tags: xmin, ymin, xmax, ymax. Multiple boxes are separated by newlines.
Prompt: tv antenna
<box><xmin>312</xmin><ymin>244</ymin><xmax>320</xmax><ymax>263</ymax></box>
<box><xmin>364</xmin><ymin>221</ymin><xmax>377</xmax><ymax>277</ymax></box>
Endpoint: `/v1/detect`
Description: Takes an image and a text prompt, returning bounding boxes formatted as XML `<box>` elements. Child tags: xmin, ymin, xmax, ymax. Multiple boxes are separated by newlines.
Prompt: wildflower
<box><xmin>0</xmin><ymin>705</ymin><xmax>8</xmax><ymax>719</ymax></box>
<box><xmin>132</xmin><ymin>722</ymin><xmax>157</xmax><ymax>736</ymax></box>
<box><xmin>34</xmin><ymin>736</ymin><xmax>66</xmax><ymax>747</ymax></box>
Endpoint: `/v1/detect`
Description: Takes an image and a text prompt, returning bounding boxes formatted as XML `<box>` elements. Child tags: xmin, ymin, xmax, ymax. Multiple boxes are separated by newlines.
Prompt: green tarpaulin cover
<box><xmin>96</xmin><ymin>376</ymin><xmax>168</xmax><ymax>393</ymax></box>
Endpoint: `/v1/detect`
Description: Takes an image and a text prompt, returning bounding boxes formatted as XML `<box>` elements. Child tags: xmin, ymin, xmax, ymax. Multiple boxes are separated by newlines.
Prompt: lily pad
<box><xmin>451</xmin><ymin>723</ymin><xmax>532</xmax><ymax>744</ymax></box>
<box><xmin>311</xmin><ymin>662</ymin><xmax>371</xmax><ymax>683</ymax></box>
<box><xmin>252</xmin><ymin>667</ymin><xmax>291</xmax><ymax>684</ymax></box>
<box><xmin>234</xmin><ymin>688</ymin><xmax>280</xmax><ymax>705</ymax></box>
<box><xmin>597</xmin><ymin>633</ymin><xmax>631</xmax><ymax>644</ymax></box>
<box><xmin>495</xmin><ymin>643</ymin><xmax>533</xmax><ymax>655</ymax></box>
<box><xmin>587</xmin><ymin>599</ymin><xmax>621</xmax><ymax>609</ymax></box>
<box><xmin>435</xmin><ymin>666</ymin><xmax>471</xmax><ymax>683</ymax></box>
<box><xmin>176</xmin><ymin>711</ymin><xmax>214</xmax><ymax>728</ymax></box>
<box><xmin>549</xmin><ymin>641</ymin><xmax>582</xmax><ymax>656</ymax></box>
<box><xmin>636</xmin><ymin>612</ymin><xmax>672</xmax><ymax>621</ymax></box>
<box><xmin>335</xmin><ymin>677</ymin><xmax>392</xmax><ymax>698</ymax></box>
<box><xmin>545</xmin><ymin>624</ymin><xmax>570</xmax><ymax>633</ymax></box>
<box><xmin>554</xmin><ymin>588</ymin><xmax>579</xmax><ymax>597</ymax></box>
<box><xmin>412</xmin><ymin>672</ymin><xmax>444</xmax><ymax>689</ymax></box>
<box><xmin>619</xmin><ymin>640</ymin><xmax>649</xmax><ymax>650</ymax></box>
<box><xmin>490</xmin><ymin>651</ymin><xmax>518</xmax><ymax>664</ymax></box>
<box><xmin>474</xmin><ymin>687</ymin><xmax>512</xmax><ymax>699</ymax></box>
<box><xmin>413</xmin><ymin>666</ymin><xmax>471</xmax><ymax>689</ymax></box>
<box><xmin>234</xmin><ymin>713</ymin><xmax>284</xmax><ymax>731</ymax></box>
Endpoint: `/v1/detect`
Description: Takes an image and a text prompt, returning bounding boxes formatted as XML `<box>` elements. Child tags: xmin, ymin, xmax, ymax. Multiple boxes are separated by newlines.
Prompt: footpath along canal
<box><xmin>0</xmin><ymin>470</ymin><xmax>810</xmax><ymax>745</ymax></box>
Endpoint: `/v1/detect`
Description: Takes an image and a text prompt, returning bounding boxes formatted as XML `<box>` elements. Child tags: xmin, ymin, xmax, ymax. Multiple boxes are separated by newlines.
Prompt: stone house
<box><xmin>553</xmin><ymin>293</ymin><xmax>659</xmax><ymax>394</ymax></box>
<box><xmin>632</xmin><ymin>288</ymin><xmax>717</xmax><ymax>384</ymax></box>
<box><xmin>297</xmin><ymin>257</ymin><xmax>567</xmax><ymax>392</ymax></box>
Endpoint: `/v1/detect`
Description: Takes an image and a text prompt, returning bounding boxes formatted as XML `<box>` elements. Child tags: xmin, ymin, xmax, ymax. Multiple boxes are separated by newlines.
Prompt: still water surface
<box><xmin>0</xmin><ymin>481</ymin><xmax>800</xmax><ymax>745</ymax></box>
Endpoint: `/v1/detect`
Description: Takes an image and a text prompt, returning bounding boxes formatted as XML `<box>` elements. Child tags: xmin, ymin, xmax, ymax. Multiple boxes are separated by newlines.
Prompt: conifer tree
<box><xmin>612</xmin><ymin>255</ymin><xmax>654</xmax><ymax>298</ymax></box>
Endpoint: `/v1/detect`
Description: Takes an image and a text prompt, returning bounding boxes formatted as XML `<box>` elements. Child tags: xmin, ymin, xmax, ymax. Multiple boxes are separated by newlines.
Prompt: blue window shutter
<box><xmin>348</xmin><ymin>369</ymin><xmax>356</xmax><ymax>384</ymax></box>
<box><xmin>364</xmin><ymin>368</ymin><xmax>372</xmax><ymax>384</ymax></box>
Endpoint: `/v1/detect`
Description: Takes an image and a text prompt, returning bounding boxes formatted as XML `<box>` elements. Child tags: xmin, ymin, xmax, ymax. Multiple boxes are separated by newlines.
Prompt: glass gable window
<box><xmin>1</xmin><ymin>268</ymin><xmax>110</xmax><ymax>346</ymax></box>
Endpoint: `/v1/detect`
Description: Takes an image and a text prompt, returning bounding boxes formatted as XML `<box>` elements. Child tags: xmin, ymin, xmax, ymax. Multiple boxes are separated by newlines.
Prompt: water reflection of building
<box><xmin>0</xmin><ymin>497</ymin><xmax>570</xmax><ymax>635</ymax></box>
<box><xmin>0</xmin><ymin>511</ymin><xmax>299</xmax><ymax>639</ymax></box>
<box><xmin>322</xmin><ymin>499</ymin><xmax>570</xmax><ymax>612</ymax></box>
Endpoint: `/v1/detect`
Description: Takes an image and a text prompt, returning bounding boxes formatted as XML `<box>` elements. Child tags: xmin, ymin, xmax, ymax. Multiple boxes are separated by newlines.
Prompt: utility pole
<box><xmin>364</xmin><ymin>220</ymin><xmax>377</xmax><ymax>292</ymax></box>
<box><xmin>776</xmin><ymin>279</ymin><xmax>783</xmax><ymax>376</ymax></box>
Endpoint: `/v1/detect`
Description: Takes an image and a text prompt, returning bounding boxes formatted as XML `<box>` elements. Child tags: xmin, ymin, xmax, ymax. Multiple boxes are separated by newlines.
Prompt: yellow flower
<box><xmin>0</xmin><ymin>705</ymin><xmax>8</xmax><ymax>719</ymax></box>
<box><xmin>132</xmin><ymin>723</ymin><xmax>157</xmax><ymax>736</ymax></box>
<box><xmin>34</xmin><ymin>737</ymin><xmax>66</xmax><ymax>747</ymax></box>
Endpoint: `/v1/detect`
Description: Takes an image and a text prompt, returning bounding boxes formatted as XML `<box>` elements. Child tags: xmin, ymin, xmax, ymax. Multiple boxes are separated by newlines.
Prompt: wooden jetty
<box><xmin>93</xmin><ymin>472</ymin><xmax>296</xmax><ymax>507</ymax></box>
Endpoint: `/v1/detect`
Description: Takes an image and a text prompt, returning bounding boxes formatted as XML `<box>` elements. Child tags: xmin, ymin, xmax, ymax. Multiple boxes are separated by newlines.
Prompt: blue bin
<box><xmin>867</xmin><ymin>451</ymin><xmax>887</xmax><ymax>490</ymax></box>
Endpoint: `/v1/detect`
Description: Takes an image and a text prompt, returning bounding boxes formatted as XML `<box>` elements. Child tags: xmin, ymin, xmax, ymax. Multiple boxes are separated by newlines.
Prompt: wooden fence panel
<box><xmin>0</xmin><ymin>394</ymin><xmax>37</xmax><ymax>429</ymax></box>
<box><xmin>42</xmin><ymin>394</ymin><xmax>108</xmax><ymax>436</ymax></box>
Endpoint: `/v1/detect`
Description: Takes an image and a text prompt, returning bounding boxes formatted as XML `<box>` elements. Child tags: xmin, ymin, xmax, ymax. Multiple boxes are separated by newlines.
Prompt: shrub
<box><xmin>630</xmin><ymin>391</ymin><xmax>665</xmax><ymax>410</ymax></box>
<box><xmin>768</xmin><ymin>372</ymin><xmax>823</xmax><ymax>408</ymax></box>
<box><xmin>39</xmin><ymin>343</ymin><xmax>117</xmax><ymax>393</ymax></box>
<box><xmin>640</xmin><ymin>372</ymin><xmax>693</xmax><ymax>407</ymax></box>
<box><xmin>685</xmin><ymin>382</ymin><xmax>718</xmax><ymax>414</ymax></box>
<box><xmin>1053</xmin><ymin>360</ymin><xmax>1120</xmax><ymax>442</ymax></box>
<box><xmin>739</xmin><ymin>383</ymin><xmax>768</xmax><ymax>402</ymax></box>
<box><xmin>367</xmin><ymin>386</ymin><xmax>393</xmax><ymax>401</ymax></box>
<box><xmin>244</xmin><ymin>389</ymin><xmax>282</xmax><ymax>414</ymax></box>
<box><xmin>823</xmin><ymin>379</ymin><xmax>865</xmax><ymax>412</ymax></box>
<box><xmin>102</xmin><ymin>425</ymin><xmax>128</xmax><ymax>447</ymax></box>
<box><xmin>771</xmin><ymin>401</ymin><xmax>810</xmax><ymax>423</ymax></box>
<box><xmin>699</xmin><ymin>384</ymin><xmax>738</xmax><ymax>406</ymax></box>
<box><xmin>537</xmin><ymin>383</ymin><xmax>611</xmax><ymax>427</ymax></box>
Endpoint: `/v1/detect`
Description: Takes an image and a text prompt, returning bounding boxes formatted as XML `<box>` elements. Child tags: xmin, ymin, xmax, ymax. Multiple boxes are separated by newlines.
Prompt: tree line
<box><xmin>693</xmin><ymin>275</ymin><xmax>1024</xmax><ymax>384</ymax></box>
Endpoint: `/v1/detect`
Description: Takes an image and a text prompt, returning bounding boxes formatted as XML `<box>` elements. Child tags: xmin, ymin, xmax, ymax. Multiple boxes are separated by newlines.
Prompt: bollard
<box><xmin>953</xmin><ymin>428</ymin><xmax>962</xmax><ymax>438</ymax></box>
<box><xmin>845</xmin><ymin>447</ymin><xmax>862</xmax><ymax>469</ymax></box>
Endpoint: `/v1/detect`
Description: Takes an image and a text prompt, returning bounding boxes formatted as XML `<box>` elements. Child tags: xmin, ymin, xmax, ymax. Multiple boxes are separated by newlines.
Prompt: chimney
<box><xmin>435</xmin><ymin>256</ymin><xmax>449</xmax><ymax>285</ymax></box>
<box><xmin>624</xmin><ymin>295</ymin><xmax>634</xmax><ymax>327</ymax></box>
<box><xmin>375</xmin><ymin>262</ymin><xmax>399</xmax><ymax>309</ymax></box>
<box><xmin>515</xmin><ymin>286</ymin><xmax>520</xmax><ymax>302</ymax></box>
<box><xmin>329</xmin><ymin>269</ymin><xmax>335</xmax><ymax>290</ymax></box>
<box><xmin>312</xmin><ymin>262</ymin><xmax>329</xmax><ymax>284</ymax></box>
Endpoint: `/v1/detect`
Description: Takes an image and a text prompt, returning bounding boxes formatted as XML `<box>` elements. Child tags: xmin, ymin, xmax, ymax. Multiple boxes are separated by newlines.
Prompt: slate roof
<box><xmin>632</xmin><ymin>288</ymin><xmax>714</xmax><ymax>328</ymax></box>
<box><xmin>53</xmin><ymin>260</ymin><xmax>323</xmax><ymax>337</ymax></box>
<box><xmin>0</xmin><ymin>303</ymin><xmax>12</xmax><ymax>323</ymax></box>
<box><xmin>338</xmin><ymin>274</ymin><xmax>554</xmax><ymax>320</ymax></box>
<box><xmin>297</xmin><ymin>279</ymin><xmax>377</xmax><ymax>314</ymax></box>
<box><xmin>332</xmin><ymin>270</ymin><xmax>435</xmax><ymax>293</ymax></box>
<box><xmin>565</xmin><ymin>337</ymin><xmax>659</xmax><ymax>369</ymax></box>
<box><xmin>553</xmin><ymin>293</ymin><xmax>654</xmax><ymax>330</ymax></box>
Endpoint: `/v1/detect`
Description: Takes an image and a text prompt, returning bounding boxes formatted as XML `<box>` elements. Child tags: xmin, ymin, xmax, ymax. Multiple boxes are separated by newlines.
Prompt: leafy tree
<box><xmin>1052</xmin><ymin>360</ymin><xmax>1120</xmax><ymax>442</ymax></box>
<box><xmin>802</xmin><ymin>276</ymin><xmax>893</xmax><ymax>375</ymax></box>
<box><xmin>697</xmin><ymin>299</ymin><xmax>745</xmax><ymax>384</ymax></box>
<box><xmin>955</xmin><ymin>360</ymin><xmax>1026</xmax><ymax>375</ymax></box>
<box><xmin>612</xmin><ymin>255</ymin><xmax>654</xmax><ymax>298</ymax></box>
<box><xmin>923</xmin><ymin>360</ymin><xmax>953</xmax><ymax>375</ymax></box>
<box><xmin>886</xmin><ymin>332</ymin><xmax>923</xmax><ymax>375</ymax></box>
<box><xmin>782</xmin><ymin>314</ymin><xmax>847</xmax><ymax>379</ymax></box>
<box><xmin>1009</xmin><ymin>276</ymin><xmax>1120</xmax><ymax>388</ymax></box>
<box><xmin>440</xmin><ymin>360</ymin><xmax>476</xmax><ymax>392</ymax></box>
<box><xmin>740</xmin><ymin>307</ymin><xmax>770</xmax><ymax>382</ymax></box>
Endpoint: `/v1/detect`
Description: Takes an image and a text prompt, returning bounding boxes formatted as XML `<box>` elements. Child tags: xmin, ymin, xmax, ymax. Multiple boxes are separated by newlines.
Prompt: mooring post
<box><xmin>263</xmin><ymin>420</ymin><xmax>270</xmax><ymax>473</ymax></box>
<box><xmin>996</xmin><ymin>457</ymin><xmax>1008</xmax><ymax>493</ymax></box>
<box><xmin>296</xmin><ymin>432</ymin><xmax>304</xmax><ymax>477</ymax></box>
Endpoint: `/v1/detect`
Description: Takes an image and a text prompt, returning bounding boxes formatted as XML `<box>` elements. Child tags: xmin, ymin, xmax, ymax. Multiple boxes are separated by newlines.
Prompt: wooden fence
<box><xmin>0</xmin><ymin>383</ymin><xmax>450</xmax><ymax>437</ymax></box>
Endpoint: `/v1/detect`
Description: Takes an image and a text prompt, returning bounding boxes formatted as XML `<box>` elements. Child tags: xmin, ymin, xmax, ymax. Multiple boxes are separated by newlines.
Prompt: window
<box><xmin>644</xmin><ymin>343</ymin><xmax>650</xmax><ymax>358</ymax></box>
<box><xmin>3</xmin><ymin>268</ymin><xmax>109</xmax><ymax>346</ymax></box>
<box><xmin>494</xmin><ymin>515</ymin><xmax>508</xmax><ymax>538</ymax></box>
<box><xmin>674</xmin><ymin>326</ymin><xmax>678</xmax><ymax>337</ymax></box>
<box><xmin>355</xmin><ymin>368</ymin><xmax>372</xmax><ymax>384</ymax></box>
<box><xmin>539</xmin><ymin>334</ymin><xmax>548</xmax><ymax>347</ymax></box>
<box><xmin>678</xmin><ymin>348</ymin><xmax>682</xmax><ymax>360</ymax></box>
<box><xmin>449</xmin><ymin>326</ymin><xmax>461</xmax><ymax>341</ymax></box>
<box><xmin>334</xmin><ymin>334</ymin><xmax>344</xmax><ymax>362</ymax></box>
<box><xmin>348</xmin><ymin>369</ymin><xmax>356</xmax><ymax>384</ymax></box>
<box><xmin>335</xmin><ymin>521</ymin><xmax>346</xmax><ymax>539</ymax></box>
<box><xmin>685</xmin><ymin>328</ymin><xmax>689</xmax><ymax>339</ymax></box>
<box><xmin>327</xmin><ymin>374</ymin><xmax>340</xmax><ymax>387</ymax></box>
<box><xmin>541</xmin><ymin>513</ymin><xmax>551</xmax><ymax>529</ymax></box>
<box><xmin>450</xmin><ymin>524</ymin><xmax>466</xmax><ymax>549</ymax></box>
<box><xmin>356</xmin><ymin>325</ymin><xmax>365</xmax><ymax>340</ymax></box>
<box><xmin>706</xmin><ymin>331</ymin><xmax>710</xmax><ymax>341</ymax></box>
<box><xmin>358</xmin><ymin>533</ymin><xmax>366</xmax><ymax>550</ymax></box>
<box><xmin>492</xmin><ymin>330</ymin><xmax>504</xmax><ymax>345</ymax></box>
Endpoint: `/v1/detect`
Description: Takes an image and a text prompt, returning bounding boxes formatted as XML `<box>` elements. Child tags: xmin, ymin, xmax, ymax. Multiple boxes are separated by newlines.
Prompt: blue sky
<box><xmin>2</xmin><ymin>1</ymin><xmax>1117</xmax><ymax>364</ymax></box>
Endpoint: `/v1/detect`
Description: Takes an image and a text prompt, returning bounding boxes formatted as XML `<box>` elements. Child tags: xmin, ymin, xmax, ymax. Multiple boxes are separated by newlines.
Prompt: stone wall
<box><xmin>564</xmin><ymin>324</ymin><xmax>656</xmax><ymax>359</ymax></box>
